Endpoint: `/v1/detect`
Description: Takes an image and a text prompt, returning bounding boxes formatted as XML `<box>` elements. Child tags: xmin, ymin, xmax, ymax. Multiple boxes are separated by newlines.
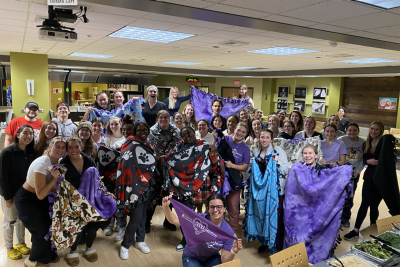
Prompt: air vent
<box><xmin>217</xmin><ymin>40</ymin><xmax>250</xmax><ymax>47</ymax></box>
<box><xmin>325</xmin><ymin>54</ymin><xmax>354</xmax><ymax>58</ymax></box>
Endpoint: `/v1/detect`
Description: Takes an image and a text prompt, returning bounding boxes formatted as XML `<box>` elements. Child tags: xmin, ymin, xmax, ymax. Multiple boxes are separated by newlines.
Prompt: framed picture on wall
<box><xmin>294</xmin><ymin>100</ymin><xmax>306</xmax><ymax>112</ymax></box>
<box><xmin>295</xmin><ymin>87</ymin><xmax>307</xmax><ymax>99</ymax></box>
<box><xmin>278</xmin><ymin>86</ymin><xmax>289</xmax><ymax>98</ymax></box>
<box><xmin>312</xmin><ymin>101</ymin><xmax>325</xmax><ymax>114</ymax></box>
<box><xmin>277</xmin><ymin>99</ymin><xmax>288</xmax><ymax>110</ymax></box>
<box><xmin>313</xmin><ymin>87</ymin><xmax>327</xmax><ymax>100</ymax></box>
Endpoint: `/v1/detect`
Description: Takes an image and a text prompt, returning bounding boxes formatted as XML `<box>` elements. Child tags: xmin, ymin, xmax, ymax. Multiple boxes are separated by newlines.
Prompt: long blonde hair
<box><xmin>364</xmin><ymin>121</ymin><xmax>384</xmax><ymax>154</ymax></box>
<box><xmin>182</xmin><ymin>104</ymin><xmax>197</xmax><ymax>130</ymax></box>
<box><xmin>106</xmin><ymin>117</ymin><xmax>122</xmax><ymax>136</ymax></box>
<box><xmin>168</xmin><ymin>86</ymin><xmax>179</xmax><ymax>109</ymax></box>
<box><xmin>239</xmin><ymin>84</ymin><xmax>248</xmax><ymax>99</ymax></box>
<box><xmin>44</xmin><ymin>136</ymin><xmax>66</xmax><ymax>156</ymax></box>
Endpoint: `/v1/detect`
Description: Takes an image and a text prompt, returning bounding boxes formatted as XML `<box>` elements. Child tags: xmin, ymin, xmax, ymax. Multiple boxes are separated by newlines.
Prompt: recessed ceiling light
<box><xmin>56</xmin><ymin>66</ymin><xmax>87</xmax><ymax>69</ymax></box>
<box><xmin>352</xmin><ymin>0</ymin><xmax>400</xmax><ymax>9</ymax></box>
<box><xmin>247</xmin><ymin>46</ymin><xmax>320</xmax><ymax>56</ymax></box>
<box><xmin>298</xmin><ymin>75</ymin><xmax>319</xmax><ymax>77</ymax></box>
<box><xmin>109</xmin><ymin>26</ymin><xmax>195</xmax><ymax>43</ymax></box>
<box><xmin>191</xmin><ymin>74</ymin><xmax>210</xmax><ymax>76</ymax></box>
<box><xmin>163</xmin><ymin>61</ymin><xmax>202</xmax><ymax>65</ymax></box>
<box><xmin>69</xmin><ymin>53</ymin><xmax>114</xmax><ymax>59</ymax></box>
<box><xmin>336</xmin><ymin>58</ymin><xmax>399</xmax><ymax>64</ymax></box>
<box><xmin>243</xmin><ymin>76</ymin><xmax>254</xmax><ymax>77</ymax></box>
<box><xmin>71</xmin><ymin>71</ymin><xmax>88</xmax><ymax>73</ymax></box>
<box><xmin>232</xmin><ymin>67</ymin><xmax>258</xmax><ymax>69</ymax></box>
<box><xmin>52</xmin><ymin>70</ymin><xmax>69</xmax><ymax>72</ymax></box>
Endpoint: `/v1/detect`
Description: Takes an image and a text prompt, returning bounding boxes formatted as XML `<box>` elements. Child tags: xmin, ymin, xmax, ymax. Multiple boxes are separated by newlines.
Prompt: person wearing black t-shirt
<box><xmin>142</xmin><ymin>85</ymin><xmax>168</xmax><ymax>127</ymax></box>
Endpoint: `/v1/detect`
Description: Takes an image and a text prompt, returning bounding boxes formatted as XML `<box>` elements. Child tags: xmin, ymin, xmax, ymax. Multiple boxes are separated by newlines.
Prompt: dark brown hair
<box><xmin>35</xmin><ymin>120</ymin><xmax>59</xmax><ymax>156</ymax></box>
<box><xmin>132</xmin><ymin>121</ymin><xmax>150</xmax><ymax>136</ymax></box>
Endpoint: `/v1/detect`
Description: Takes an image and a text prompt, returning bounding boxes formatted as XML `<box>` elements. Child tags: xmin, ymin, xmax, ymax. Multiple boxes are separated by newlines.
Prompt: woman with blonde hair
<box><xmin>268</xmin><ymin>115</ymin><xmax>281</xmax><ymax>138</ymax></box>
<box><xmin>235</xmin><ymin>84</ymin><xmax>254</xmax><ymax>108</ymax></box>
<box><xmin>344</xmin><ymin>121</ymin><xmax>385</xmax><ymax>241</ymax></box>
<box><xmin>104</xmin><ymin>117</ymin><xmax>124</xmax><ymax>148</ymax></box>
<box><xmin>35</xmin><ymin>120</ymin><xmax>59</xmax><ymax>156</ymax></box>
<box><xmin>182</xmin><ymin>104</ymin><xmax>197</xmax><ymax>130</ymax></box>
<box><xmin>164</xmin><ymin>86</ymin><xmax>192</xmax><ymax>117</ymax></box>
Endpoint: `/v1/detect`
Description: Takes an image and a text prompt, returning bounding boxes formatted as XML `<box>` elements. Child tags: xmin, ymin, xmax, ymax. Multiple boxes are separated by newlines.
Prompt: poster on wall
<box><xmin>278</xmin><ymin>86</ymin><xmax>289</xmax><ymax>98</ymax></box>
<box><xmin>378</xmin><ymin>97</ymin><xmax>397</xmax><ymax>110</ymax></box>
<box><xmin>312</xmin><ymin>101</ymin><xmax>325</xmax><ymax>114</ymax></box>
<box><xmin>313</xmin><ymin>87</ymin><xmax>327</xmax><ymax>100</ymax></box>
<box><xmin>277</xmin><ymin>99</ymin><xmax>288</xmax><ymax>110</ymax></box>
<box><xmin>294</xmin><ymin>100</ymin><xmax>306</xmax><ymax>112</ymax></box>
<box><xmin>295</xmin><ymin>87</ymin><xmax>307</xmax><ymax>99</ymax></box>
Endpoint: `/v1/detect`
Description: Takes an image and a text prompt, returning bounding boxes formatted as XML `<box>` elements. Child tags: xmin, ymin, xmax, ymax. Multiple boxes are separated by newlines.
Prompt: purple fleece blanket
<box><xmin>283</xmin><ymin>163</ymin><xmax>352</xmax><ymax>264</ymax></box>
<box><xmin>191</xmin><ymin>86</ymin><xmax>249</xmax><ymax>120</ymax></box>
<box><xmin>78</xmin><ymin>167</ymin><xmax>117</xmax><ymax>219</ymax></box>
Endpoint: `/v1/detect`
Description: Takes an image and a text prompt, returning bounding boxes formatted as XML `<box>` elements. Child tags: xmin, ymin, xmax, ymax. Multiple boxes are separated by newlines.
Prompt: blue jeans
<box><xmin>182</xmin><ymin>253</ymin><xmax>222</xmax><ymax>267</ymax></box>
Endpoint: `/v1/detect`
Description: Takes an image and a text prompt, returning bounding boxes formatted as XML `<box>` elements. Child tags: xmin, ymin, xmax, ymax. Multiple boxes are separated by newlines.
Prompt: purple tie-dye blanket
<box><xmin>283</xmin><ymin>162</ymin><xmax>352</xmax><ymax>264</ymax></box>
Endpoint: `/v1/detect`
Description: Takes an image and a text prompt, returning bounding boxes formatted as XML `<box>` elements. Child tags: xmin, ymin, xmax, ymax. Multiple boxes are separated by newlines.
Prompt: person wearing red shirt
<box><xmin>4</xmin><ymin>102</ymin><xmax>43</xmax><ymax>148</ymax></box>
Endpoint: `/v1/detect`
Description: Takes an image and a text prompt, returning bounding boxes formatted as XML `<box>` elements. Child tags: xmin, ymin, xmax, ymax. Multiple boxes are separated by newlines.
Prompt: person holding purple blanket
<box><xmin>162</xmin><ymin>194</ymin><xmax>242</xmax><ymax>267</ymax></box>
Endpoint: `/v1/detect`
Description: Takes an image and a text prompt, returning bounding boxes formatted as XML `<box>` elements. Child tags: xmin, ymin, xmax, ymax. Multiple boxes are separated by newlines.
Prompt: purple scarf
<box><xmin>283</xmin><ymin>162</ymin><xmax>352</xmax><ymax>264</ymax></box>
<box><xmin>191</xmin><ymin>87</ymin><xmax>249</xmax><ymax>120</ymax></box>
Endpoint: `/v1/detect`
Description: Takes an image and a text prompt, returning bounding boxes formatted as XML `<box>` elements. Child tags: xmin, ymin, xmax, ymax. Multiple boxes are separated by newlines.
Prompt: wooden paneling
<box><xmin>342</xmin><ymin>77</ymin><xmax>400</xmax><ymax>129</ymax></box>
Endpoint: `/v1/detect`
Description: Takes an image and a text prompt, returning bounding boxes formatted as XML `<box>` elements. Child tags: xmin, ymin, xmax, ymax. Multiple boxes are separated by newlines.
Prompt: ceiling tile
<box><xmin>0</xmin><ymin>0</ymin><xmax>29</xmax><ymax>12</ymax></box>
<box><xmin>262</xmin><ymin>15</ymin><xmax>316</xmax><ymax>26</ymax></box>
<box><xmin>29</xmin><ymin>3</ymin><xmax>48</xmax><ymax>14</ymax></box>
<box><xmin>348</xmin><ymin>30</ymin><xmax>390</xmax><ymax>39</ymax></box>
<box><xmin>308</xmin><ymin>23</ymin><xmax>355</xmax><ymax>33</ymax></box>
<box><xmin>127</xmin><ymin>18</ymin><xmax>182</xmax><ymax>31</ymax></box>
<box><xmin>0</xmin><ymin>9</ymin><xmax>26</xmax><ymax>20</ymax></box>
<box><xmin>204</xmin><ymin>30</ymin><xmax>250</xmax><ymax>39</ymax></box>
<box><xmin>367</xmin><ymin>25</ymin><xmax>400</xmax><ymax>37</ymax></box>
<box><xmin>207</xmin><ymin>4</ymin><xmax>271</xmax><ymax>18</ymax></box>
<box><xmin>90</xmin><ymin>5</ymin><xmax>149</xmax><ymax>18</ymax></box>
<box><xmin>168</xmin><ymin>24</ymin><xmax>217</xmax><ymax>35</ymax></box>
<box><xmin>186</xmin><ymin>20</ymin><xmax>231</xmax><ymax>30</ymax></box>
<box><xmin>157</xmin><ymin>0</ymin><xmax>214</xmax><ymax>8</ymax></box>
<box><xmin>0</xmin><ymin>17</ymin><xmax>26</xmax><ymax>27</ymax></box>
<box><xmin>85</xmin><ymin>12</ymin><xmax>138</xmax><ymax>25</ymax></box>
<box><xmin>329</xmin><ymin>12</ymin><xmax>400</xmax><ymax>31</ymax></box>
<box><xmin>142</xmin><ymin>13</ymin><xmax>193</xmax><ymax>24</ymax></box>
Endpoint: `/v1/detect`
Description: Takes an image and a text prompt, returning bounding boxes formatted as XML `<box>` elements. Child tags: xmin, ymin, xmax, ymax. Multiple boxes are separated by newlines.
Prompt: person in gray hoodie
<box><xmin>338</xmin><ymin>122</ymin><xmax>365</xmax><ymax>227</ymax></box>
<box><xmin>53</xmin><ymin>102</ymin><xmax>77</xmax><ymax>140</ymax></box>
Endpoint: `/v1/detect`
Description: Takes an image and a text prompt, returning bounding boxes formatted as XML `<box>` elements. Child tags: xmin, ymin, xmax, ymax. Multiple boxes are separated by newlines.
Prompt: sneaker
<box><xmin>115</xmin><ymin>225</ymin><xmax>121</xmax><ymax>232</ymax></box>
<box><xmin>135</xmin><ymin>242</ymin><xmax>150</xmax><ymax>254</ymax></box>
<box><xmin>344</xmin><ymin>230</ymin><xmax>359</xmax><ymax>240</ymax></box>
<box><xmin>120</xmin><ymin>246</ymin><xmax>129</xmax><ymax>260</ymax></box>
<box><xmin>163</xmin><ymin>219</ymin><xmax>176</xmax><ymax>231</ymax></box>
<box><xmin>104</xmin><ymin>227</ymin><xmax>113</xmax><ymax>236</ymax></box>
<box><xmin>258</xmin><ymin>245</ymin><xmax>268</xmax><ymax>254</ymax></box>
<box><xmin>176</xmin><ymin>244</ymin><xmax>184</xmax><ymax>252</ymax></box>
<box><xmin>114</xmin><ymin>228</ymin><xmax>126</xmax><ymax>242</ymax></box>
<box><xmin>341</xmin><ymin>221</ymin><xmax>350</xmax><ymax>228</ymax></box>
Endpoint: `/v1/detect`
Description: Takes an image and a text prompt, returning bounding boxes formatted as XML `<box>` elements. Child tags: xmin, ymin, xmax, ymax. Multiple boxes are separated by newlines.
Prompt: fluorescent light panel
<box><xmin>163</xmin><ymin>61</ymin><xmax>201</xmax><ymax>65</ymax></box>
<box><xmin>69</xmin><ymin>53</ymin><xmax>114</xmax><ymax>59</ymax></box>
<box><xmin>52</xmin><ymin>70</ymin><xmax>87</xmax><ymax>73</ymax></box>
<box><xmin>353</xmin><ymin>0</ymin><xmax>400</xmax><ymax>9</ymax></box>
<box><xmin>56</xmin><ymin>66</ymin><xmax>86</xmax><ymax>69</ymax></box>
<box><xmin>247</xmin><ymin>46</ymin><xmax>320</xmax><ymax>55</ymax></box>
<box><xmin>232</xmin><ymin>67</ymin><xmax>258</xmax><ymax>69</ymax></box>
<box><xmin>336</xmin><ymin>58</ymin><xmax>399</xmax><ymax>64</ymax></box>
<box><xmin>298</xmin><ymin>75</ymin><xmax>319</xmax><ymax>77</ymax></box>
<box><xmin>109</xmin><ymin>26</ymin><xmax>195</xmax><ymax>43</ymax></box>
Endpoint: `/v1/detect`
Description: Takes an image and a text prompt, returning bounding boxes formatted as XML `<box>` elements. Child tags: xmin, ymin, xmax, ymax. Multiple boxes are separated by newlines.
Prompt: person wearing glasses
<box><xmin>162</xmin><ymin>194</ymin><xmax>242</xmax><ymax>267</ymax></box>
<box><xmin>195</xmin><ymin>119</ymin><xmax>214</xmax><ymax>145</ymax></box>
<box><xmin>53</xmin><ymin>102</ymin><xmax>77</xmax><ymax>140</ymax></box>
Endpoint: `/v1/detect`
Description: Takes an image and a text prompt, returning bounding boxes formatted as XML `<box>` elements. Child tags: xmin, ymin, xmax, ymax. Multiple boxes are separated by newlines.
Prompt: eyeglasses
<box><xmin>209</xmin><ymin>205</ymin><xmax>224</xmax><ymax>211</ymax></box>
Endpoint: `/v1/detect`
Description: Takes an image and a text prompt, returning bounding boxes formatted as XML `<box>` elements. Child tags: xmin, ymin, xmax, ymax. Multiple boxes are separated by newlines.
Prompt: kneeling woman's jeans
<box><xmin>182</xmin><ymin>253</ymin><xmax>222</xmax><ymax>267</ymax></box>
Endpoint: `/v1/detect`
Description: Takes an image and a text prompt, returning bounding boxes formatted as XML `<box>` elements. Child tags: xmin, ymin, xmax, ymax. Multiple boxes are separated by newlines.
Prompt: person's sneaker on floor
<box><xmin>258</xmin><ymin>245</ymin><xmax>268</xmax><ymax>254</ymax></box>
<box><xmin>120</xmin><ymin>246</ymin><xmax>129</xmax><ymax>260</ymax></box>
<box><xmin>115</xmin><ymin>225</ymin><xmax>121</xmax><ymax>232</ymax></box>
<box><xmin>163</xmin><ymin>219</ymin><xmax>176</xmax><ymax>231</ymax></box>
<box><xmin>104</xmin><ymin>226</ymin><xmax>113</xmax><ymax>236</ymax></box>
<box><xmin>135</xmin><ymin>242</ymin><xmax>150</xmax><ymax>254</ymax></box>
<box><xmin>114</xmin><ymin>228</ymin><xmax>126</xmax><ymax>242</ymax></box>
<box><xmin>344</xmin><ymin>230</ymin><xmax>359</xmax><ymax>240</ymax></box>
<box><xmin>176</xmin><ymin>243</ymin><xmax>184</xmax><ymax>252</ymax></box>
<box><xmin>341</xmin><ymin>221</ymin><xmax>350</xmax><ymax>228</ymax></box>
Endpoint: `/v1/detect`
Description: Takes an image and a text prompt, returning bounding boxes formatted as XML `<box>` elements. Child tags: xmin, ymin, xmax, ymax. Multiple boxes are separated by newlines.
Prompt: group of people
<box><xmin>0</xmin><ymin>83</ymin><xmax>398</xmax><ymax>267</ymax></box>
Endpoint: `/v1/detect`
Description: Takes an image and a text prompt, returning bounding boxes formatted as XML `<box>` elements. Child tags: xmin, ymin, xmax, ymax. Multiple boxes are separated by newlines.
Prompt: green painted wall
<box><xmin>10</xmin><ymin>52</ymin><xmax>50</xmax><ymax>121</ymax></box>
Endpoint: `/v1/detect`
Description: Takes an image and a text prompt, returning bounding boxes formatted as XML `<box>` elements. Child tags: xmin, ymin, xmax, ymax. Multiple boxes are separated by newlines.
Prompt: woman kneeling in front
<box><xmin>163</xmin><ymin>194</ymin><xmax>242</xmax><ymax>267</ymax></box>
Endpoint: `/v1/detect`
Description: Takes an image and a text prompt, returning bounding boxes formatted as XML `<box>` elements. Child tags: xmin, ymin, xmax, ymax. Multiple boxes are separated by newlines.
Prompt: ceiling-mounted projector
<box><xmin>37</xmin><ymin>5</ymin><xmax>89</xmax><ymax>43</ymax></box>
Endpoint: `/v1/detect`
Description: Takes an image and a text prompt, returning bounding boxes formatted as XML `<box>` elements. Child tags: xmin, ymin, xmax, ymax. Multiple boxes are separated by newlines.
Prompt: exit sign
<box><xmin>186</xmin><ymin>77</ymin><xmax>199</xmax><ymax>82</ymax></box>
<box><xmin>234</xmin><ymin>80</ymin><xmax>240</xmax><ymax>85</ymax></box>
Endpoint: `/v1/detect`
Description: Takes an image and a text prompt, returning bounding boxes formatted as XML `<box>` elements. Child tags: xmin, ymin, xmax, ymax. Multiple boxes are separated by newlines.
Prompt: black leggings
<box><xmin>71</xmin><ymin>222</ymin><xmax>102</xmax><ymax>251</ymax></box>
<box><xmin>354</xmin><ymin>179</ymin><xmax>382</xmax><ymax>229</ymax></box>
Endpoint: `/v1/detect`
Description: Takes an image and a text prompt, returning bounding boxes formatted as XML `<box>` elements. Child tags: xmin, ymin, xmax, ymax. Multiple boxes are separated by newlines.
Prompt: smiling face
<box><xmin>324</xmin><ymin>126</ymin><xmax>336</xmax><ymax>139</ymax></box>
<box><xmin>283</xmin><ymin>122</ymin><xmax>293</xmax><ymax>135</ymax></box>
<box><xmin>252</xmin><ymin>120</ymin><xmax>262</xmax><ymax>133</ymax></box>
<box><xmin>50</xmin><ymin>141</ymin><xmax>66</xmax><ymax>160</ymax></box>
<box><xmin>113</xmin><ymin>92</ymin><xmax>124</xmax><ymax>106</ymax></box>
<box><xmin>233</xmin><ymin>126</ymin><xmax>247</xmax><ymax>142</ymax></box>
<box><xmin>96</xmin><ymin>94</ymin><xmax>108</xmax><ymax>109</ymax></box>
<box><xmin>173</xmin><ymin>113</ymin><xmax>183</xmax><ymax>126</ymax></box>
<box><xmin>329</xmin><ymin>115</ymin><xmax>340</xmax><ymax>127</ymax></box>
<box><xmin>67</xmin><ymin>140</ymin><xmax>82</xmax><ymax>160</ymax></box>
<box><xmin>92</xmin><ymin>121</ymin><xmax>103</xmax><ymax>135</ymax></box>
<box><xmin>45</xmin><ymin>123</ymin><xmax>58</xmax><ymax>139</ymax></box>
<box><xmin>57</xmin><ymin>106</ymin><xmax>70</xmax><ymax>118</ymax></box>
<box><xmin>181</xmin><ymin>129</ymin><xmax>196</xmax><ymax>144</ymax></box>
<box><xmin>239</xmin><ymin>86</ymin><xmax>247</xmax><ymax>98</ymax></box>
<box><xmin>268</xmin><ymin>117</ymin><xmax>278</xmax><ymax>129</ymax></box>
<box><xmin>24</xmin><ymin>107</ymin><xmax>39</xmax><ymax>119</ymax></box>
<box><xmin>78</xmin><ymin>128</ymin><xmax>91</xmax><ymax>141</ymax></box>
<box><xmin>302</xmin><ymin>147</ymin><xmax>318</xmax><ymax>166</ymax></box>
<box><xmin>184</xmin><ymin>106</ymin><xmax>194</xmax><ymax>118</ymax></box>
<box><xmin>122</xmin><ymin>124</ymin><xmax>134</xmax><ymax>138</ymax></box>
<box><xmin>290</xmin><ymin>112</ymin><xmax>299</xmax><ymax>124</ymax></box>
<box><xmin>158</xmin><ymin>113</ymin><xmax>170</xmax><ymax>129</ymax></box>
<box><xmin>369</xmin><ymin>123</ymin><xmax>382</xmax><ymax>139</ymax></box>
<box><xmin>136</xmin><ymin>124</ymin><xmax>149</xmax><ymax>141</ymax></box>
<box><xmin>148</xmin><ymin>88</ymin><xmax>158</xmax><ymax>100</ymax></box>
<box><xmin>259</xmin><ymin>131</ymin><xmax>272</xmax><ymax>149</ymax></box>
<box><xmin>109</xmin><ymin>119</ymin><xmax>122</xmax><ymax>134</ymax></box>
<box><xmin>304</xmin><ymin>117</ymin><xmax>315</xmax><ymax>130</ymax></box>
<box><xmin>278</xmin><ymin>111</ymin><xmax>286</xmax><ymax>122</ymax></box>
<box><xmin>208</xmin><ymin>199</ymin><xmax>226</xmax><ymax>221</ymax></box>
<box><xmin>227</xmin><ymin>116</ymin><xmax>238</xmax><ymax>131</ymax></box>
<box><xmin>254</xmin><ymin>109</ymin><xmax>263</xmax><ymax>119</ymax></box>
<box><xmin>346</xmin><ymin>125</ymin><xmax>359</xmax><ymax>140</ymax></box>
<box><xmin>198</xmin><ymin>121</ymin><xmax>209</xmax><ymax>135</ymax></box>
<box><xmin>213</xmin><ymin>117</ymin><xmax>223</xmax><ymax>129</ymax></box>
<box><xmin>239</xmin><ymin>111</ymin><xmax>248</xmax><ymax>122</ymax></box>
<box><xmin>338</xmin><ymin>108</ymin><xmax>345</xmax><ymax>117</ymax></box>
<box><xmin>172</xmin><ymin>89</ymin><xmax>179</xmax><ymax>99</ymax></box>
<box><xmin>17</xmin><ymin>127</ymin><xmax>34</xmax><ymax>146</ymax></box>
<box><xmin>212</xmin><ymin>101</ymin><xmax>222</xmax><ymax>115</ymax></box>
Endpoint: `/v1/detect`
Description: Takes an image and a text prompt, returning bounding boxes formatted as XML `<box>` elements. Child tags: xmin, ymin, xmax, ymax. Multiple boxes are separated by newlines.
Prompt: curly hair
<box><xmin>132</xmin><ymin>121</ymin><xmax>150</xmax><ymax>137</ymax></box>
